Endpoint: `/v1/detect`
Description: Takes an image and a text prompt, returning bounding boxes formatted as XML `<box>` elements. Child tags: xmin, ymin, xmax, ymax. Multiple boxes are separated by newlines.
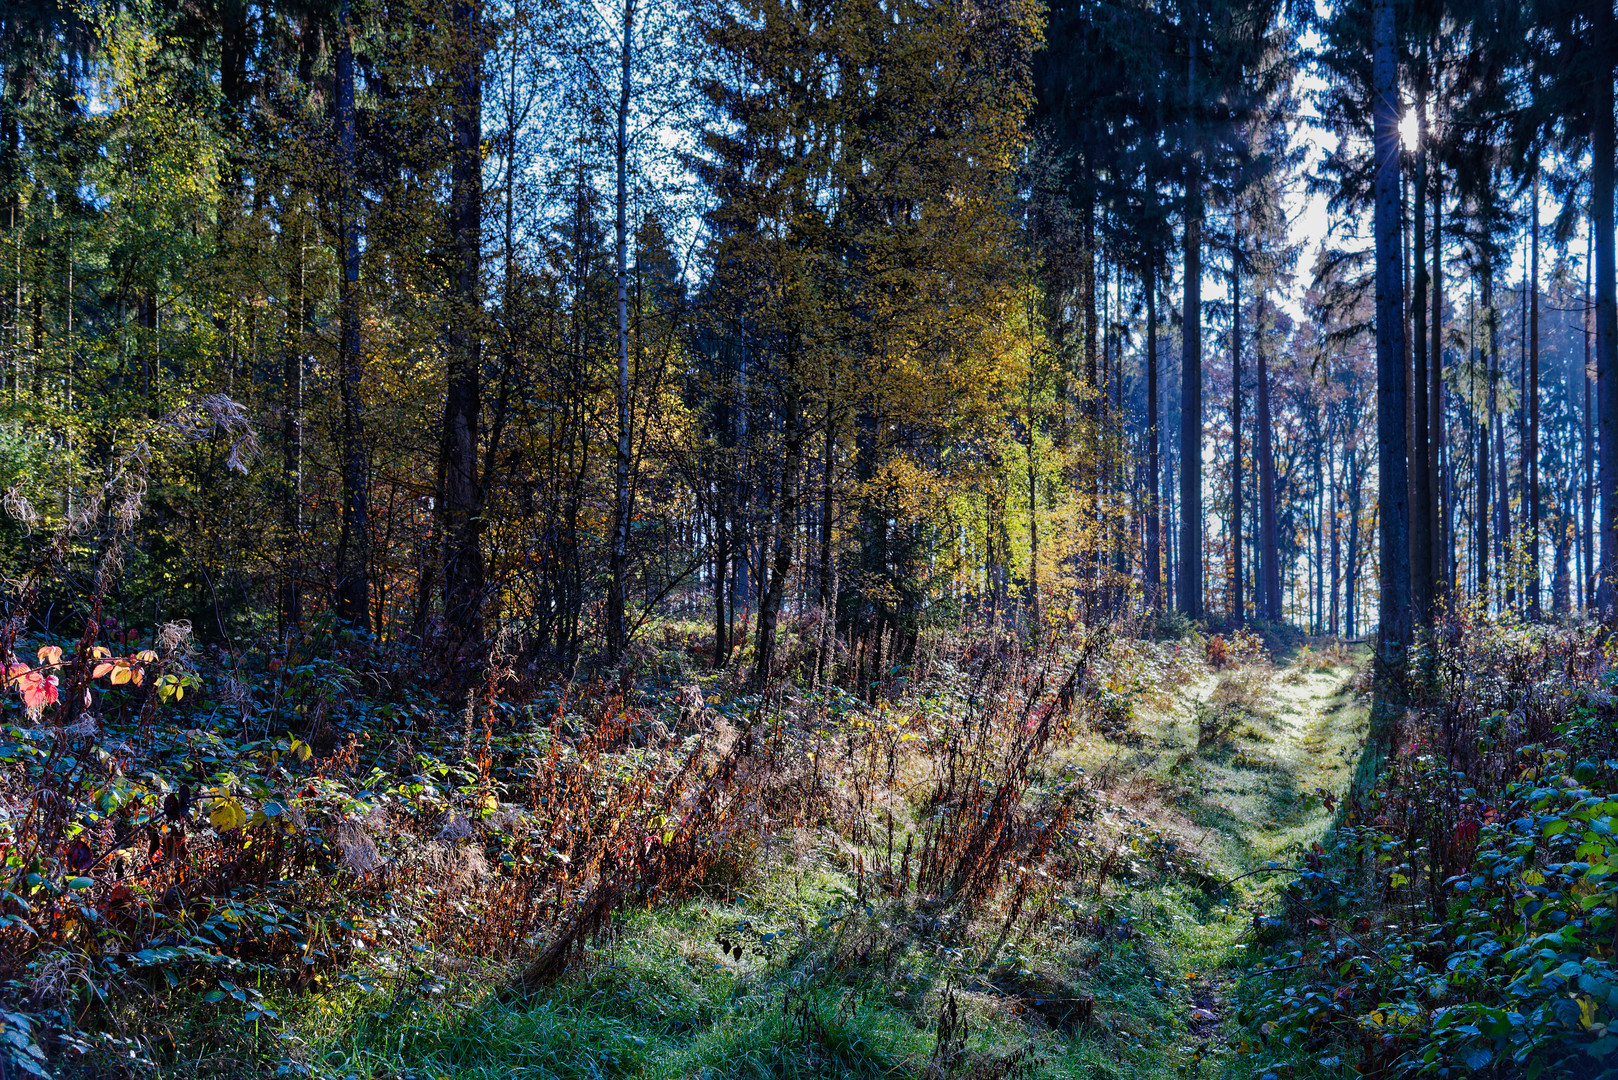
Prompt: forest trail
<box><xmin>1041</xmin><ymin>643</ymin><xmax>1369</xmax><ymax>1069</ymax></box>
<box><xmin>1137</xmin><ymin>646</ymin><xmax>1371</xmax><ymax>1061</ymax></box>
<box><xmin>293</xmin><ymin>646</ymin><xmax>1374</xmax><ymax>1080</ymax></box>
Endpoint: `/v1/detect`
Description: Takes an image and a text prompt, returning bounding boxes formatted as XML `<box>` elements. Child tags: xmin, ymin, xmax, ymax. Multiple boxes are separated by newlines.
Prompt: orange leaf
<box><xmin>36</xmin><ymin>645</ymin><xmax>62</xmax><ymax>666</ymax></box>
<box><xmin>19</xmin><ymin>670</ymin><xmax>58</xmax><ymax>708</ymax></box>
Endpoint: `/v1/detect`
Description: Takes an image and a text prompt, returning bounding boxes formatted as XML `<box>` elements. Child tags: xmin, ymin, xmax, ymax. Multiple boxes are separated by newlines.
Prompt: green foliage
<box><xmin>1240</xmin><ymin>619</ymin><xmax>1618</xmax><ymax>1078</ymax></box>
<box><xmin>1153</xmin><ymin>610</ymin><xmax>1197</xmax><ymax>641</ymax></box>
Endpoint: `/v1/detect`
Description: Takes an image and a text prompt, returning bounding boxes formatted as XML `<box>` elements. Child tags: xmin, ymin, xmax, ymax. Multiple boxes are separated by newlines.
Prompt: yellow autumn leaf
<box><xmin>209</xmin><ymin>798</ymin><xmax>248</xmax><ymax>833</ymax></box>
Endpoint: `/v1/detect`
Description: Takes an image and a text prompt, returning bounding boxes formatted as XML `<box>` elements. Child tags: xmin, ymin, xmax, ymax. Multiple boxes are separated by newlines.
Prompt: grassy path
<box><xmin>288</xmin><ymin>648</ymin><xmax>1368</xmax><ymax>1080</ymax></box>
<box><xmin>1084</xmin><ymin>647</ymin><xmax>1369</xmax><ymax>1077</ymax></box>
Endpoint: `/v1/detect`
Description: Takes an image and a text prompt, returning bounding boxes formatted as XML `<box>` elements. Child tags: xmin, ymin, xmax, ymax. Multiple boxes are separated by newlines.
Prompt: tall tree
<box><xmin>442</xmin><ymin>0</ymin><xmax>485</xmax><ymax>652</ymax></box>
<box><xmin>1373</xmin><ymin>0</ymin><xmax>1410</xmax><ymax>655</ymax></box>
<box><xmin>1410</xmin><ymin>63</ymin><xmax>1433</xmax><ymax>626</ymax></box>
<box><xmin>1179</xmin><ymin>2</ymin><xmax>1204</xmax><ymax>619</ymax></box>
<box><xmin>1229</xmin><ymin>237</ymin><xmax>1243</xmax><ymax>624</ymax></box>
<box><xmin>606</xmin><ymin>0</ymin><xmax>637</xmax><ymax>665</ymax></box>
<box><xmin>1528</xmin><ymin>161</ymin><xmax>1541</xmax><ymax>616</ymax></box>
<box><xmin>335</xmin><ymin>0</ymin><xmax>369</xmax><ymax>631</ymax></box>
<box><xmin>1595</xmin><ymin>0</ymin><xmax>1617</xmax><ymax>613</ymax></box>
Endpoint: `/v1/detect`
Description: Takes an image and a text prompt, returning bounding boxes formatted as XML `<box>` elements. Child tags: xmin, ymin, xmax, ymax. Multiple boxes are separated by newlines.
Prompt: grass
<box><xmin>268</xmin><ymin>642</ymin><xmax>1371</xmax><ymax>1080</ymax></box>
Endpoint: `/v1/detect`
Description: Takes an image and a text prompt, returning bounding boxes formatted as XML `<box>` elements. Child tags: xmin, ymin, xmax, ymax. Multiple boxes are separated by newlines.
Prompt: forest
<box><xmin>1</xmin><ymin>0</ymin><xmax>1616</xmax><ymax>1077</ymax></box>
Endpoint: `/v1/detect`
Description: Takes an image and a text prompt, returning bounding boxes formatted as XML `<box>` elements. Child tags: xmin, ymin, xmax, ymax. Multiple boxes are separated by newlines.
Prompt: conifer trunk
<box><xmin>1586</xmin><ymin>228</ymin><xmax>1596</xmax><ymax>608</ymax></box>
<box><xmin>607</xmin><ymin>0</ymin><xmax>637</xmax><ymax>664</ymax></box>
<box><xmin>1146</xmin><ymin>264</ymin><xmax>1162</xmax><ymax>611</ymax></box>
<box><xmin>442</xmin><ymin>0</ymin><xmax>485</xmax><ymax>651</ymax></box>
<box><xmin>1410</xmin><ymin>98</ymin><xmax>1432</xmax><ymax>626</ymax></box>
<box><xmin>1529</xmin><ymin>163</ymin><xmax>1540</xmax><ymax>617</ymax></box>
<box><xmin>1431</xmin><ymin>160</ymin><xmax>1448</xmax><ymax>606</ymax></box>
<box><xmin>1230</xmin><ymin>250</ymin><xmax>1242</xmax><ymax>625</ymax></box>
<box><xmin>282</xmin><ymin>217</ymin><xmax>305</xmax><ymax>639</ymax></box>
<box><xmin>1179</xmin><ymin>162</ymin><xmax>1202</xmax><ymax>619</ymax></box>
<box><xmin>335</xmin><ymin>0</ymin><xmax>369</xmax><ymax>631</ymax></box>
<box><xmin>1373</xmin><ymin>0</ymin><xmax>1410</xmax><ymax>653</ymax></box>
<box><xmin>1257</xmin><ymin>291</ymin><xmax>1279</xmax><ymax>621</ymax></box>
<box><xmin>1593</xmin><ymin>3</ymin><xmax>1617</xmax><ymax>613</ymax></box>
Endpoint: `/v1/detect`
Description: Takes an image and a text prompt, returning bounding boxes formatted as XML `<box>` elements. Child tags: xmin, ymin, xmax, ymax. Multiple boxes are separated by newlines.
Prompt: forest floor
<box><xmin>278</xmin><ymin>642</ymin><xmax>1370</xmax><ymax>1080</ymax></box>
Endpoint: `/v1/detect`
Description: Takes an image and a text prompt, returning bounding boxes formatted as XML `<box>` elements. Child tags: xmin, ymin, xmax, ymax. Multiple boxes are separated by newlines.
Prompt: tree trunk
<box><xmin>1477</xmin><ymin>288</ymin><xmax>1491</xmax><ymax>605</ymax></box>
<box><xmin>1431</xmin><ymin>159</ymin><xmax>1448</xmax><ymax>607</ymax></box>
<box><xmin>817</xmin><ymin>398</ymin><xmax>836</xmax><ymax>680</ymax></box>
<box><xmin>754</xmin><ymin>372</ymin><xmax>806</xmax><ymax>687</ymax></box>
<box><xmin>335</xmin><ymin>0</ymin><xmax>370</xmax><ymax>632</ymax></box>
<box><xmin>1257</xmin><ymin>291</ymin><xmax>1279</xmax><ymax>621</ymax></box>
<box><xmin>1553</xmin><ymin>487</ymin><xmax>1572</xmax><ymax>615</ymax></box>
<box><xmin>1410</xmin><ymin>95</ymin><xmax>1432</xmax><ymax>626</ymax></box>
<box><xmin>1179</xmin><ymin>161</ymin><xmax>1203</xmax><ymax>619</ymax></box>
<box><xmin>1594</xmin><ymin>1</ymin><xmax>1618</xmax><ymax>614</ymax></box>
<box><xmin>1529</xmin><ymin>162</ymin><xmax>1541</xmax><ymax>617</ymax></box>
<box><xmin>1083</xmin><ymin>200</ymin><xmax>1099</xmax><ymax>599</ymax></box>
<box><xmin>607</xmin><ymin>0</ymin><xmax>636</xmax><ymax>664</ymax></box>
<box><xmin>282</xmin><ymin>215</ymin><xmax>306</xmax><ymax>640</ymax></box>
<box><xmin>1492</xmin><ymin>302</ymin><xmax>1510</xmax><ymax>608</ymax></box>
<box><xmin>1586</xmin><ymin>226</ymin><xmax>1596</xmax><ymax>609</ymax></box>
<box><xmin>1330</xmin><ymin>422</ymin><xmax>1340</xmax><ymax>635</ymax></box>
<box><xmin>1230</xmin><ymin>250</ymin><xmax>1243</xmax><ymax>626</ymax></box>
<box><xmin>1314</xmin><ymin>439</ymin><xmax>1324</xmax><ymax>631</ymax></box>
<box><xmin>1373</xmin><ymin>0</ymin><xmax>1411</xmax><ymax>661</ymax></box>
<box><xmin>1026</xmin><ymin>372</ymin><xmax>1041</xmax><ymax>635</ymax></box>
<box><xmin>1347</xmin><ymin>448</ymin><xmax>1361</xmax><ymax>638</ymax></box>
<box><xmin>442</xmin><ymin>0</ymin><xmax>485</xmax><ymax>653</ymax></box>
<box><xmin>714</xmin><ymin>486</ymin><xmax>730</xmax><ymax>668</ymax></box>
<box><xmin>1145</xmin><ymin>262</ymin><xmax>1162</xmax><ymax>611</ymax></box>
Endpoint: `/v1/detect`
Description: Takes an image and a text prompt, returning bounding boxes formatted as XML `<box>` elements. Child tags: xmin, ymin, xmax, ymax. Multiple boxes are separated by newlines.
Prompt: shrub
<box><xmin>1153</xmin><ymin>610</ymin><xmax>1196</xmax><ymax>642</ymax></box>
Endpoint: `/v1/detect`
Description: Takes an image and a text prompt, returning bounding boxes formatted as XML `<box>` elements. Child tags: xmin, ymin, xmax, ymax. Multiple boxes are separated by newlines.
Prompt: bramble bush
<box><xmin>1242</xmin><ymin>616</ymin><xmax>1618</xmax><ymax>1079</ymax></box>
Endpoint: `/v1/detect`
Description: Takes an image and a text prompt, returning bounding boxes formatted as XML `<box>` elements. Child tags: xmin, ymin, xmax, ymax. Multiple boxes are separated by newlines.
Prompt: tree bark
<box><xmin>1492</xmin><ymin>300</ymin><xmax>1510</xmax><ymax>608</ymax></box>
<box><xmin>1477</xmin><ymin>283</ymin><xmax>1491</xmax><ymax>605</ymax></box>
<box><xmin>1528</xmin><ymin>162</ymin><xmax>1540</xmax><ymax>617</ymax></box>
<box><xmin>1594</xmin><ymin>0</ymin><xmax>1618</xmax><ymax>614</ymax></box>
<box><xmin>440</xmin><ymin>0</ymin><xmax>485</xmax><ymax>653</ymax></box>
<box><xmin>1257</xmin><ymin>291</ymin><xmax>1279</xmax><ymax>621</ymax></box>
<box><xmin>1410</xmin><ymin>96</ymin><xmax>1432</xmax><ymax>626</ymax></box>
<box><xmin>1586</xmin><ymin>226</ymin><xmax>1596</xmax><ymax>609</ymax></box>
<box><xmin>753</xmin><ymin>368</ymin><xmax>806</xmax><ymax>687</ymax></box>
<box><xmin>1179</xmin><ymin>162</ymin><xmax>1203</xmax><ymax>620</ymax></box>
<box><xmin>1329</xmin><ymin>422</ymin><xmax>1340</xmax><ymax>634</ymax></box>
<box><xmin>335</xmin><ymin>0</ymin><xmax>369</xmax><ymax>632</ymax></box>
<box><xmin>607</xmin><ymin>0</ymin><xmax>637</xmax><ymax>664</ymax></box>
<box><xmin>1145</xmin><ymin>262</ymin><xmax>1161</xmax><ymax>611</ymax></box>
<box><xmin>1230</xmin><ymin>248</ymin><xmax>1243</xmax><ymax>625</ymax></box>
<box><xmin>817</xmin><ymin>396</ymin><xmax>837</xmax><ymax>681</ymax></box>
<box><xmin>1373</xmin><ymin>0</ymin><xmax>1410</xmax><ymax>658</ymax></box>
<box><xmin>1431</xmin><ymin>159</ymin><xmax>1448</xmax><ymax>607</ymax></box>
<box><xmin>282</xmin><ymin>215</ymin><xmax>306</xmax><ymax>640</ymax></box>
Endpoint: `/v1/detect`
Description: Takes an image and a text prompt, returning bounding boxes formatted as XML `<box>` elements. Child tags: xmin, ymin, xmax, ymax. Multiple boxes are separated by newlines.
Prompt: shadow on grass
<box><xmin>314</xmin><ymin>944</ymin><xmax>927</xmax><ymax>1080</ymax></box>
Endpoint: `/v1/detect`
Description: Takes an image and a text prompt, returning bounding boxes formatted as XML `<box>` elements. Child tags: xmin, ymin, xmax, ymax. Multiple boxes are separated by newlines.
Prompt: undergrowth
<box><xmin>1</xmin><ymin>457</ymin><xmax>1240</xmax><ymax>1080</ymax></box>
<box><xmin>1242</xmin><ymin>612</ymin><xmax>1618</xmax><ymax>1079</ymax></box>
